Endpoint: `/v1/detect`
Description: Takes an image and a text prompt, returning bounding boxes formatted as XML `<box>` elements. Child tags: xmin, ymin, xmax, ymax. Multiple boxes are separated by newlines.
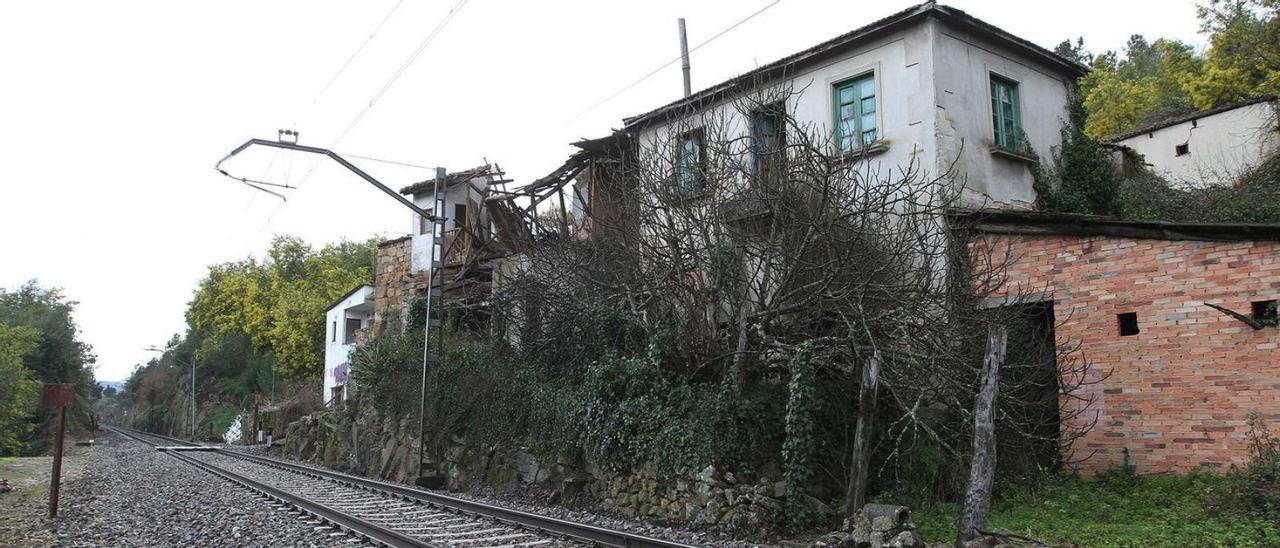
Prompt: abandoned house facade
<box><xmin>616</xmin><ymin>1</ymin><xmax>1087</xmax><ymax>211</ymax></box>
<box><xmin>1105</xmin><ymin>95</ymin><xmax>1279</xmax><ymax>187</ymax></box>
<box><xmin>351</xmin><ymin>2</ymin><xmax>1277</xmax><ymax>475</ymax></box>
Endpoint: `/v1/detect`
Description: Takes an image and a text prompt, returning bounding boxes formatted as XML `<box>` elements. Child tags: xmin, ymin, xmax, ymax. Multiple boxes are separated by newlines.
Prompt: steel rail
<box><xmin>110</xmin><ymin>427</ymin><xmax>432</xmax><ymax>547</ymax></box>
<box><xmin>111</xmin><ymin>427</ymin><xmax>699</xmax><ymax>548</ymax></box>
<box><xmin>215</xmin><ymin>450</ymin><xmax>697</xmax><ymax>548</ymax></box>
<box><xmin>164</xmin><ymin>450</ymin><xmax>432</xmax><ymax>548</ymax></box>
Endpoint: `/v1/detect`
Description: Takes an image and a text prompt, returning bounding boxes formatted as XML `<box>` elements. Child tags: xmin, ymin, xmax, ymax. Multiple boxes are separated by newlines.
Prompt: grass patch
<box><xmin>206</xmin><ymin>405</ymin><xmax>240</xmax><ymax>435</ymax></box>
<box><xmin>911</xmin><ymin>472</ymin><xmax>1280</xmax><ymax>547</ymax></box>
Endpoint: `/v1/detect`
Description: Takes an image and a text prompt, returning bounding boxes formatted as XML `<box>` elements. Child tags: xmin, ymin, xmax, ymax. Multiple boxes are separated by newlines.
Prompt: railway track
<box><xmin>109</xmin><ymin>427</ymin><xmax>698</xmax><ymax>548</ymax></box>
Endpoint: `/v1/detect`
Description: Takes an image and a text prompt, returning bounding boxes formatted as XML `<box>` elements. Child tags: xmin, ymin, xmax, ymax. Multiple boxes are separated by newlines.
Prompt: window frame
<box><xmin>343</xmin><ymin>317</ymin><xmax>362</xmax><ymax>345</ymax></box>
<box><xmin>832</xmin><ymin>71</ymin><xmax>879</xmax><ymax>154</ymax></box>
<box><xmin>751</xmin><ymin>101</ymin><xmax>787</xmax><ymax>183</ymax></box>
<box><xmin>674</xmin><ymin>127</ymin><xmax>707</xmax><ymax>193</ymax></box>
<box><xmin>989</xmin><ymin>73</ymin><xmax>1022</xmax><ymax>151</ymax></box>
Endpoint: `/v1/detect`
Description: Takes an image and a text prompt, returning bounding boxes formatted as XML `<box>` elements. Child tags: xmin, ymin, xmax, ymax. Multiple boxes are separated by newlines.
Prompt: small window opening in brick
<box><xmin>1117</xmin><ymin>312</ymin><xmax>1140</xmax><ymax>336</ymax></box>
<box><xmin>1251</xmin><ymin>300</ymin><xmax>1278</xmax><ymax>326</ymax></box>
<box><xmin>1175</xmin><ymin>143</ymin><xmax>1190</xmax><ymax>156</ymax></box>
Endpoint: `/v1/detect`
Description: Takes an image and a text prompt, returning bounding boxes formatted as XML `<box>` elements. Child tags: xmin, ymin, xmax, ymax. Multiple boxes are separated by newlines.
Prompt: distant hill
<box><xmin>97</xmin><ymin>380</ymin><xmax>126</xmax><ymax>392</ymax></box>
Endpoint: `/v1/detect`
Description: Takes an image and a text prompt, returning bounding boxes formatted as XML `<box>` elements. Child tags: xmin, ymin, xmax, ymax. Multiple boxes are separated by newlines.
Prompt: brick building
<box><xmin>967</xmin><ymin>211</ymin><xmax>1280</xmax><ymax>474</ymax></box>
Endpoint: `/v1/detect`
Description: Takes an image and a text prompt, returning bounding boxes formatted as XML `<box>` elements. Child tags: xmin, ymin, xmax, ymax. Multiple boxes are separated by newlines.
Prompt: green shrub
<box><xmin>782</xmin><ymin>342</ymin><xmax>817</xmax><ymax>523</ymax></box>
<box><xmin>1208</xmin><ymin>413</ymin><xmax>1280</xmax><ymax>519</ymax></box>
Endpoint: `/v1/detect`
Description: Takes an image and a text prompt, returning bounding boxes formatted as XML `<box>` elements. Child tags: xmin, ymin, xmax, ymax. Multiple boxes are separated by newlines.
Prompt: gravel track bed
<box><xmin>220</xmin><ymin>446</ymin><xmax>780</xmax><ymax>548</ymax></box>
<box><xmin>192</xmin><ymin>451</ymin><xmax>578</xmax><ymax>547</ymax></box>
<box><xmin>3</xmin><ymin>430</ymin><xmax>348</xmax><ymax>547</ymax></box>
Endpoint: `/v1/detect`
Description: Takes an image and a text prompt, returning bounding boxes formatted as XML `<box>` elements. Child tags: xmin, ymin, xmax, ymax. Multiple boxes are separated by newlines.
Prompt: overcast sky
<box><xmin>0</xmin><ymin>0</ymin><xmax>1205</xmax><ymax>382</ymax></box>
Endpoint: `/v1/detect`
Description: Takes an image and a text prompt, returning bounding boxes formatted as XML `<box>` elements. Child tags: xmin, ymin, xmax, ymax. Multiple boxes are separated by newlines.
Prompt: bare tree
<box><xmin>493</xmin><ymin>78</ymin><xmax>1102</xmax><ymax>519</ymax></box>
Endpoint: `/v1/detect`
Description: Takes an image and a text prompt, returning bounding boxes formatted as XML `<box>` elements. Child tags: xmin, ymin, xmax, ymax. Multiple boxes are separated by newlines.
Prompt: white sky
<box><xmin>0</xmin><ymin>0</ymin><xmax>1205</xmax><ymax>382</ymax></box>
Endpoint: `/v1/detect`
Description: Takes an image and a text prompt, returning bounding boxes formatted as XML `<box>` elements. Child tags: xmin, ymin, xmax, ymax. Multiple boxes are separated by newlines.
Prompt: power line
<box><xmin>333</xmin><ymin>0</ymin><xmax>469</xmax><ymax>147</ymax></box>
<box><xmin>566</xmin><ymin>0</ymin><xmax>782</xmax><ymax>123</ymax></box>
<box><xmin>312</xmin><ymin>0</ymin><xmax>406</xmax><ymax>104</ymax></box>
<box><xmin>259</xmin><ymin>1</ymin><xmax>468</xmax><ymax>224</ymax></box>
<box><xmin>334</xmin><ymin>150</ymin><xmax>437</xmax><ymax>170</ymax></box>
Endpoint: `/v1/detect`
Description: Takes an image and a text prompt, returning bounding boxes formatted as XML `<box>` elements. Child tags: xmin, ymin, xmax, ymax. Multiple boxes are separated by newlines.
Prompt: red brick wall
<box><xmin>974</xmin><ymin>233</ymin><xmax>1280</xmax><ymax>474</ymax></box>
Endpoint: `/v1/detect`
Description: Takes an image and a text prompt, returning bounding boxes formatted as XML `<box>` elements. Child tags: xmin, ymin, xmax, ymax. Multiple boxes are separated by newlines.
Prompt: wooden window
<box><xmin>675</xmin><ymin>128</ymin><xmax>706</xmax><ymax>192</ymax></box>
<box><xmin>1117</xmin><ymin>312</ymin><xmax>1139</xmax><ymax>336</ymax></box>
<box><xmin>752</xmin><ymin>102</ymin><xmax>786</xmax><ymax>184</ymax></box>
<box><xmin>990</xmin><ymin>75</ymin><xmax>1021</xmax><ymax>150</ymax></box>
<box><xmin>834</xmin><ymin>74</ymin><xmax>877</xmax><ymax>153</ymax></box>
<box><xmin>1175</xmin><ymin>143</ymin><xmax>1190</xmax><ymax>156</ymax></box>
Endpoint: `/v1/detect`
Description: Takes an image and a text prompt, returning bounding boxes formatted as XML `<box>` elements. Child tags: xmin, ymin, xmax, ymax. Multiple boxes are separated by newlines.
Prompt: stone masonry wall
<box><xmin>975</xmin><ymin>233</ymin><xmax>1280</xmax><ymax>475</ymax></box>
<box><xmin>373</xmin><ymin>236</ymin><xmax>427</xmax><ymax>335</ymax></box>
<box><xmin>282</xmin><ymin>396</ymin><xmax>803</xmax><ymax>532</ymax></box>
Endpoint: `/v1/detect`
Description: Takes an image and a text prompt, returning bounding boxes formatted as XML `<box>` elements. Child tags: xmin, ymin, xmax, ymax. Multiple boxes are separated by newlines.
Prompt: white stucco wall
<box><xmin>409</xmin><ymin>176</ymin><xmax>491</xmax><ymax>273</ymax></box>
<box><xmin>931</xmin><ymin>24</ymin><xmax>1073</xmax><ymax>207</ymax></box>
<box><xmin>1112</xmin><ymin>101</ymin><xmax>1278</xmax><ymax>187</ymax></box>
<box><xmin>323</xmin><ymin>285</ymin><xmax>373</xmax><ymax>405</ymax></box>
<box><xmin>628</xmin><ymin>18</ymin><xmax>1074</xmax><ymax>209</ymax></box>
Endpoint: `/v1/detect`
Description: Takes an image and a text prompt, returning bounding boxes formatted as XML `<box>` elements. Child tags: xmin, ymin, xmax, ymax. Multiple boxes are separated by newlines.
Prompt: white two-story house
<box><xmin>616</xmin><ymin>1</ymin><xmax>1087</xmax><ymax>209</ymax></box>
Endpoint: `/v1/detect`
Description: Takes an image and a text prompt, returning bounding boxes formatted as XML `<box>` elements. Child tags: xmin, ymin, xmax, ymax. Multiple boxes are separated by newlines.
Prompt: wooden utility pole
<box><xmin>845</xmin><ymin>351</ymin><xmax>881</xmax><ymax>518</ymax></box>
<box><xmin>42</xmin><ymin>384</ymin><xmax>74</xmax><ymax>518</ymax></box>
<box><xmin>957</xmin><ymin>325</ymin><xmax>1008</xmax><ymax>545</ymax></box>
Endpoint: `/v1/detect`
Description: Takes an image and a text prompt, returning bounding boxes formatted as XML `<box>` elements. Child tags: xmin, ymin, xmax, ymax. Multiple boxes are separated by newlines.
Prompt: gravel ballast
<box><xmin>1</xmin><ymin>429</ymin><xmax>345</xmax><ymax>547</ymax></box>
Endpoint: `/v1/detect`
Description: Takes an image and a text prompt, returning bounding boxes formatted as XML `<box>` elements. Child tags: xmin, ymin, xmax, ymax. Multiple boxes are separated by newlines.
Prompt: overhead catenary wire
<box><xmin>312</xmin><ymin>0</ymin><xmax>406</xmax><ymax>104</ymax></box>
<box><xmin>254</xmin><ymin>1</ymin><xmax>468</xmax><ymax>224</ymax></box>
<box><xmin>566</xmin><ymin>0</ymin><xmax>783</xmax><ymax>123</ymax></box>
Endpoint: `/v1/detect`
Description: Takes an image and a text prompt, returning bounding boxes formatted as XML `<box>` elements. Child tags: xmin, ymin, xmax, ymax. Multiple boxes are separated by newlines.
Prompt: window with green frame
<box><xmin>833</xmin><ymin>73</ymin><xmax>877</xmax><ymax>153</ymax></box>
<box><xmin>675</xmin><ymin>128</ymin><xmax>705</xmax><ymax>192</ymax></box>
<box><xmin>990</xmin><ymin>75</ymin><xmax>1021</xmax><ymax>150</ymax></box>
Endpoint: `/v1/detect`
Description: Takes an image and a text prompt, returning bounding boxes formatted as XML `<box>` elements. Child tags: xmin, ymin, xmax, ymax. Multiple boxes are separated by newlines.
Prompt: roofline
<box><xmin>399</xmin><ymin>164</ymin><xmax>493</xmax><ymax>196</ymax></box>
<box><xmin>325</xmin><ymin>284</ymin><xmax>374</xmax><ymax>313</ymax></box>
<box><xmin>952</xmin><ymin>209</ymin><xmax>1280</xmax><ymax>242</ymax></box>
<box><xmin>622</xmin><ymin>2</ymin><xmax>1087</xmax><ymax>131</ymax></box>
<box><xmin>1103</xmin><ymin>94</ymin><xmax>1279</xmax><ymax>143</ymax></box>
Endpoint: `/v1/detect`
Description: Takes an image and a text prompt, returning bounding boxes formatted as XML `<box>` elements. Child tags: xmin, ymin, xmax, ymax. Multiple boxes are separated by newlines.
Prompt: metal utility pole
<box><xmin>190</xmin><ymin>357</ymin><xmax>196</xmax><ymax>439</ymax></box>
<box><xmin>678</xmin><ymin>18</ymin><xmax>692</xmax><ymax>97</ymax></box>
<box><xmin>215</xmin><ymin>133</ymin><xmax>448</xmax><ymax>482</ymax></box>
<box><xmin>416</xmin><ymin>168</ymin><xmax>447</xmax><ymax>482</ymax></box>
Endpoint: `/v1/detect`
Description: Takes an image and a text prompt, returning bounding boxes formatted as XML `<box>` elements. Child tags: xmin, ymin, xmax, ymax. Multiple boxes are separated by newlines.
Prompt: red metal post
<box><xmin>48</xmin><ymin>405</ymin><xmax>66</xmax><ymax>518</ymax></box>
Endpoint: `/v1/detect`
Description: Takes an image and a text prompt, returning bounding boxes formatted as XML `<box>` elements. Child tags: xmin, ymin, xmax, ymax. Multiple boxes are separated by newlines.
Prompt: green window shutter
<box><xmin>991</xmin><ymin>76</ymin><xmax>1021</xmax><ymax>150</ymax></box>
<box><xmin>833</xmin><ymin>73</ymin><xmax>876</xmax><ymax>153</ymax></box>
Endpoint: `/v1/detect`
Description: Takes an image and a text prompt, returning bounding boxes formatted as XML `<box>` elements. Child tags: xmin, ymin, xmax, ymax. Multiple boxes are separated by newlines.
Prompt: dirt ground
<box><xmin>0</xmin><ymin>438</ymin><xmax>91</xmax><ymax>543</ymax></box>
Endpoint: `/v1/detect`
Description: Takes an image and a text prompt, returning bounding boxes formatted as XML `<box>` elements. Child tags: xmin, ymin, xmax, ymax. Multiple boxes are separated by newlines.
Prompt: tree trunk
<box><xmin>845</xmin><ymin>351</ymin><xmax>881</xmax><ymax>520</ymax></box>
<box><xmin>956</xmin><ymin>324</ymin><xmax>1008</xmax><ymax>546</ymax></box>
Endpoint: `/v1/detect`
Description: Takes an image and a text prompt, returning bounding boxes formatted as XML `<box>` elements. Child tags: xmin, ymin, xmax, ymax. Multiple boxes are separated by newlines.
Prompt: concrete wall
<box><xmin>976</xmin><ymin>232</ymin><xmax>1280</xmax><ymax>474</ymax></box>
<box><xmin>629</xmin><ymin>18</ymin><xmax>1074</xmax><ymax>209</ymax></box>
<box><xmin>324</xmin><ymin>285</ymin><xmax>374</xmax><ymax>406</ymax></box>
<box><xmin>1113</xmin><ymin>101</ymin><xmax>1278</xmax><ymax>187</ymax></box>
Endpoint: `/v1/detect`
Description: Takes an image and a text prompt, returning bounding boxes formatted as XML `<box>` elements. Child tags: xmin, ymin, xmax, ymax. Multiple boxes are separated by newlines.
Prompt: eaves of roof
<box><xmin>621</xmin><ymin>1</ymin><xmax>1088</xmax><ymax>131</ymax></box>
